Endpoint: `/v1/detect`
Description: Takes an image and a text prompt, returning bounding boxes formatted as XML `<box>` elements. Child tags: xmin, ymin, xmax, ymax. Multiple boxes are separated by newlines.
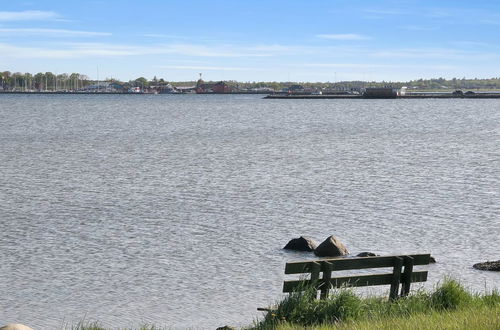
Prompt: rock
<box><xmin>216</xmin><ymin>326</ymin><xmax>236</xmax><ymax>330</ymax></box>
<box><xmin>357</xmin><ymin>252</ymin><xmax>378</xmax><ymax>257</ymax></box>
<box><xmin>473</xmin><ymin>260</ymin><xmax>500</xmax><ymax>271</ymax></box>
<box><xmin>314</xmin><ymin>236</ymin><xmax>349</xmax><ymax>257</ymax></box>
<box><xmin>429</xmin><ymin>256</ymin><xmax>437</xmax><ymax>263</ymax></box>
<box><xmin>0</xmin><ymin>324</ymin><xmax>34</xmax><ymax>330</ymax></box>
<box><xmin>283</xmin><ymin>236</ymin><xmax>318</xmax><ymax>252</ymax></box>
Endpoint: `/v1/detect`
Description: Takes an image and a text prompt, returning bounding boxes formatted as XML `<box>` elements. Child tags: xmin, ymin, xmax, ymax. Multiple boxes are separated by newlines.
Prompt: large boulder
<box><xmin>0</xmin><ymin>324</ymin><xmax>34</xmax><ymax>330</ymax></box>
<box><xmin>314</xmin><ymin>236</ymin><xmax>349</xmax><ymax>257</ymax></box>
<box><xmin>473</xmin><ymin>260</ymin><xmax>500</xmax><ymax>271</ymax></box>
<box><xmin>283</xmin><ymin>236</ymin><xmax>318</xmax><ymax>252</ymax></box>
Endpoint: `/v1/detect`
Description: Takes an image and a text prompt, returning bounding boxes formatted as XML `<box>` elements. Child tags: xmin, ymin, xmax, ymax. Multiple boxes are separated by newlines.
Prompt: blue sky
<box><xmin>1</xmin><ymin>0</ymin><xmax>500</xmax><ymax>82</ymax></box>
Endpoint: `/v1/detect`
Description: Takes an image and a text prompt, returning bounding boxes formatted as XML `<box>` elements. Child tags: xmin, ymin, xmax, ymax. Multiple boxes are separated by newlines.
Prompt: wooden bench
<box><xmin>258</xmin><ymin>254</ymin><xmax>430</xmax><ymax>311</ymax></box>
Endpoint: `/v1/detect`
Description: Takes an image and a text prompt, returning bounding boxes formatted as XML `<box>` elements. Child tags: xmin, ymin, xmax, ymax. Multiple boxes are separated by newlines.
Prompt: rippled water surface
<box><xmin>1</xmin><ymin>94</ymin><xmax>499</xmax><ymax>329</ymax></box>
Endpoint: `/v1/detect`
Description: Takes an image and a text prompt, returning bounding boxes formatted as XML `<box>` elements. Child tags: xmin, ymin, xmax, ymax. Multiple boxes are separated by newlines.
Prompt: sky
<box><xmin>1</xmin><ymin>0</ymin><xmax>500</xmax><ymax>82</ymax></box>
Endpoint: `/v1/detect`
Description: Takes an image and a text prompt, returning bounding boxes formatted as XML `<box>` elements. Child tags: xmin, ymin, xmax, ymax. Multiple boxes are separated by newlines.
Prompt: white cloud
<box><xmin>316</xmin><ymin>34</ymin><xmax>370</xmax><ymax>40</ymax></box>
<box><xmin>0</xmin><ymin>28</ymin><xmax>111</xmax><ymax>37</ymax></box>
<box><xmin>0</xmin><ymin>10</ymin><xmax>60</xmax><ymax>21</ymax></box>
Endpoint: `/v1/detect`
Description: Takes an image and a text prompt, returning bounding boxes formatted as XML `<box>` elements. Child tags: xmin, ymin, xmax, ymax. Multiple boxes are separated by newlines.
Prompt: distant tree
<box><xmin>133</xmin><ymin>77</ymin><xmax>149</xmax><ymax>88</ymax></box>
<box><xmin>45</xmin><ymin>72</ymin><xmax>56</xmax><ymax>90</ymax></box>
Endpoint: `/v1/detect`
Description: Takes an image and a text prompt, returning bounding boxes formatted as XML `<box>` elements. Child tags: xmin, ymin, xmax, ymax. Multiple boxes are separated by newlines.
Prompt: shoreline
<box><xmin>0</xmin><ymin>91</ymin><xmax>270</xmax><ymax>95</ymax></box>
<box><xmin>264</xmin><ymin>93</ymin><xmax>500</xmax><ymax>99</ymax></box>
<box><xmin>3</xmin><ymin>91</ymin><xmax>500</xmax><ymax>98</ymax></box>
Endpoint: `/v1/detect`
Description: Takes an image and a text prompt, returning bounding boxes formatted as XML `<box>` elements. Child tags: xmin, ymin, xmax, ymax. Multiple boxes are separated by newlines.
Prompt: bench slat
<box><xmin>285</xmin><ymin>254</ymin><xmax>430</xmax><ymax>274</ymax></box>
<box><xmin>283</xmin><ymin>270</ymin><xmax>428</xmax><ymax>293</ymax></box>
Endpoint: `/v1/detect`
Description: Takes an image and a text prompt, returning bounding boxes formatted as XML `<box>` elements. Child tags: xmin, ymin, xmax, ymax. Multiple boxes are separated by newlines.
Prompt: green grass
<box><xmin>250</xmin><ymin>279</ymin><xmax>499</xmax><ymax>330</ymax></box>
<box><xmin>277</xmin><ymin>304</ymin><xmax>500</xmax><ymax>329</ymax></box>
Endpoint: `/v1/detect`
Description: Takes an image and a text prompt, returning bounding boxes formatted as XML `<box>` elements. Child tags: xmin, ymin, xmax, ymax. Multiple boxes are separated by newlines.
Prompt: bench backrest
<box><xmin>283</xmin><ymin>254</ymin><xmax>431</xmax><ymax>300</ymax></box>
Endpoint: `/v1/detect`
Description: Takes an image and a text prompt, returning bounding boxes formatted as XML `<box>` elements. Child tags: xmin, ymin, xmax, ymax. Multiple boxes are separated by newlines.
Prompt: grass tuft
<box><xmin>430</xmin><ymin>278</ymin><xmax>472</xmax><ymax>310</ymax></box>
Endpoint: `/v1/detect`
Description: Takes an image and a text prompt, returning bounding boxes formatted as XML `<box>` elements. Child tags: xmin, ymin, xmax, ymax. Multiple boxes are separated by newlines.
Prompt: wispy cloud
<box><xmin>363</xmin><ymin>9</ymin><xmax>408</xmax><ymax>16</ymax></box>
<box><xmin>142</xmin><ymin>33</ymin><xmax>189</xmax><ymax>39</ymax></box>
<box><xmin>316</xmin><ymin>34</ymin><xmax>370</xmax><ymax>40</ymax></box>
<box><xmin>369</xmin><ymin>48</ymin><xmax>498</xmax><ymax>60</ymax></box>
<box><xmin>0</xmin><ymin>42</ymin><xmax>297</xmax><ymax>59</ymax></box>
<box><xmin>450</xmin><ymin>41</ymin><xmax>499</xmax><ymax>48</ymax></box>
<box><xmin>0</xmin><ymin>28</ymin><xmax>111</xmax><ymax>37</ymax></box>
<box><xmin>305</xmin><ymin>63</ymin><xmax>396</xmax><ymax>69</ymax></box>
<box><xmin>305</xmin><ymin>63</ymin><xmax>458</xmax><ymax>71</ymax></box>
<box><xmin>159</xmin><ymin>65</ymin><xmax>259</xmax><ymax>71</ymax></box>
<box><xmin>362</xmin><ymin>8</ymin><xmax>410</xmax><ymax>19</ymax></box>
<box><xmin>479</xmin><ymin>19</ymin><xmax>500</xmax><ymax>25</ymax></box>
<box><xmin>398</xmin><ymin>25</ymin><xmax>439</xmax><ymax>31</ymax></box>
<box><xmin>0</xmin><ymin>10</ymin><xmax>60</xmax><ymax>21</ymax></box>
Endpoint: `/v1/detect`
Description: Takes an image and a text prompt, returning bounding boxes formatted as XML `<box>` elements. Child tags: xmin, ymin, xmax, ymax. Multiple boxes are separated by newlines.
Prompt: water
<box><xmin>0</xmin><ymin>94</ymin><xmax>499</xmax><ymax>329</ymax></box>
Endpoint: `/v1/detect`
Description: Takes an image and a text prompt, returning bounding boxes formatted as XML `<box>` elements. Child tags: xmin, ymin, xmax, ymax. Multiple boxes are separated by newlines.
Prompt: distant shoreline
<box><xmin>265</xmin><ymin>93</ymin><xmax>500</xmax><ymax>99</ymax></box>
<box><xmin>3</xmin><ymin>91</ymin><xmax>500</xmax><ymax>98</ymax></box>
<box><xmin>0</xmin><ymin>91</ymin><xmax>270</xmax><ymax>95</ymax></box>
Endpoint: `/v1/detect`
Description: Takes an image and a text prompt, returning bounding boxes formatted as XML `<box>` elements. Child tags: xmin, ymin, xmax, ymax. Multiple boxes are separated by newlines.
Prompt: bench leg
<box><xmin>389</xmin><ymin>257</ymin><xmax>403</xmax><ymax>300</ymax></box>
<box><xmin>310</xmin><ymin>261</ymin><xmax>321</xmax><ymax>300</ymax></box>
<box><xmin>401</xmin><ymin>256</ymin><xmax>414</xmax><ymax>297</ymax></box>
<box><xmin>320</xmin><ymin>261</ymin><xmax>333</xmax><ymax>299</ymax></box>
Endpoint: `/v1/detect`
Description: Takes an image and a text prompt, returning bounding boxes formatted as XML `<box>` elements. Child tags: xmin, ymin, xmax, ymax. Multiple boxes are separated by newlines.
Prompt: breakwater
<box><xmin>264</xmin><ymin>93</ymin><xmax>500</xmax><ymax>99</ymax></box>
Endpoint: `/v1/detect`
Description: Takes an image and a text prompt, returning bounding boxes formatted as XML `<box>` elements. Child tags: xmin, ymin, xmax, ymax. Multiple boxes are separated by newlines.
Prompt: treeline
<box><xmin>0</xmin><ymin>71</ymin><xmax>170</xmax><ymax>91</ymax></box>
<box><xmin>171</xmin><ymin>77</ymin><xmax>500</xmax><ymax>90</ymax></box>
<box><xmin>2</xmin><ymin>70</ymin><xmax>500</xmax><ymax>91</ymax></box>
<box><xmin>404</xmin><ymin>77</ymin><xmax>500</xmax><ymax>90</ymax></box>
<box><xmin>0</xmin><ymin>71</ymin><xmax>91</xmax><ymax>91</ymax></box>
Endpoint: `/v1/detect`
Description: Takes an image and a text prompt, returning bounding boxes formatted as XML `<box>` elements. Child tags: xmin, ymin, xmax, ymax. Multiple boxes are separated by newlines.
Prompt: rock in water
<box><xmin>357</xmin><ymin>252</ymin><xmax>378</xmax><ymax>257</ymax></box>
<box><xmin>473</xmin><ymin>260</ymin><xmax>500</xmax><ymax>271</ymax></box>
<box><xmin>0</xmin><ymin>324</ymin><xmax>34</xmax><ymax>330</ymax></box>
<box><xmin>283</xmin><ymin>236</ymin><xmax>318</xmax><ymax>252</ymax></box>
<box><xmin>314</xmin><ymin>236</ymin><xmax>349</xmax><ymax>257</ymax></box>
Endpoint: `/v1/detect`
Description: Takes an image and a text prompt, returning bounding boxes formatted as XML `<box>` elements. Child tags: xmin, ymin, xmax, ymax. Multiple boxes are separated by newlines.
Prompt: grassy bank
<box><xmin>251</xmin><ymin>279</ymin><xmax>499</xmax><ymax>330</ymax></box>
<box><xmin>277</xmin><ymin>304</ymin><xmax>500</xmax><ymax>329</ymax></box>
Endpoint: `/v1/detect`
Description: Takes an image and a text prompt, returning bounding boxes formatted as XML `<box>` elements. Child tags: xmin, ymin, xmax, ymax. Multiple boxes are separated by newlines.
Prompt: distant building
<box><xmin>288</xmin><ymin>84</ymin><xmax>305</xmax><ymax>94</ymax></box>
<box><xmin>157</xmin><ymin>83</ymin><xmax>180</xmax><ymax>94</ymax></box>
<box><xmin>129</xmin><ymin>86</ymin><xmax>142</xmax><ymax>93</ymax></box>
<box><xmin>84</xmin><ymin>81</ymin><xmax>126</xmax><ymax>92</ymax></box>
<box><xmin>196</xmin><ymin>77</ymin><xmax>231</xmax><ymax>93</ymax></box>
<box><xmin>176</xmin><ymin>86</ymin><xmax>197</xmax><ymax>94</ymax></box>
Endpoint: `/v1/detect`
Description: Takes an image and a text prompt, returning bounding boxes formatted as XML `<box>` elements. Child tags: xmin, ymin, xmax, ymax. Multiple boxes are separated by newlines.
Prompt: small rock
<box><xmin>357</xmin><ymin>252</ymin><xmax>378</xmax><ymax>257</ymax></box>
<box><xmin>473</xmin><ymin>260</ymin><xmax>500</xmax><ymax>271</ymax></box>
<box><xmin>283</xmin><ymin>236</ymin><xmax>318</xmax><ymax>252</ymax></box>
<box><xmin>0</xmin><ymin>324</ymin><xmax>34</xmax><ymax>330</ymax></box>
<box><xmin>314</xmin><ymin>235</ymin><xmax>349</xmax><ymax>257</ymax></box>
<box><xmin>429</xmin><ymin>256</ymin><xmax>437</xmax><ymax>263</ymax></box>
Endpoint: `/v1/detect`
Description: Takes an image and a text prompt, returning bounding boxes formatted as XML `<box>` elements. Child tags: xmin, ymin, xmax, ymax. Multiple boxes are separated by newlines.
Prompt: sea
<box><xmin>0</xmin><ymin>94</ymin><xmax>499</xmax><ymax>329</ymax></box>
